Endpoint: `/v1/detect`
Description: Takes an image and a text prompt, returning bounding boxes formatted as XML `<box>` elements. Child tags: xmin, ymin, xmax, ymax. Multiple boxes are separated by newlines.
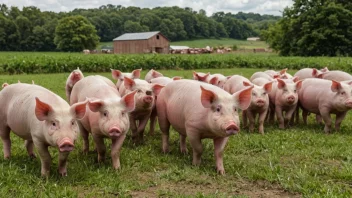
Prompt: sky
<box><xmin>0</xmin><ymin>0</ymin><xmax>293</xmax><ymax>16</ymax></box>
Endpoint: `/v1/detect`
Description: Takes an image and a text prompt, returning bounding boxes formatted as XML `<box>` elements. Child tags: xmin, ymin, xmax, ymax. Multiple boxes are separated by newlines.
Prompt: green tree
<box><xmin>0</xmin><ymin>15</ymin><xmax>20</xmax><ymax>50</ymax></box>
<box><xmin>123</xmin><ymin>20</ymin><xmax>149</xmax><ymax>33</ymax></box>
<box><xmin>54</xmin><ymin>15</ymin><xmax>99</xmax><ymax>52</ymax></box>
<box><xmin>264</xmin><ymin>0</ymin><xmax>352</xmax><ymax>56</ymax></box>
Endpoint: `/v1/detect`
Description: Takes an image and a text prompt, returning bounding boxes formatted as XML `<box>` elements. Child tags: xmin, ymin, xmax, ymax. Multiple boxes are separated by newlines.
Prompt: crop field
<box><xmin>1</xmin><ymin>68</ymin><xmax>352</xmax><ymax>197</ymax></box>
<box><xmin>1</xmin><ymin>52</ymin><xmax>352</xmax><ymax>74</ymax></box>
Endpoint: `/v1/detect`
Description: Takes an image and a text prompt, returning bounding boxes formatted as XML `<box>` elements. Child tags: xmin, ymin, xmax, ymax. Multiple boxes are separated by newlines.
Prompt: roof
<box><xmin>170</xmin><ymin>46</ymin><xmax>190</xmax><ymax>50</ymax></box>
<box><xmin>113</xmin><ymin>31</ymin><xmax>164</xmax><ymax>41</ymax></box>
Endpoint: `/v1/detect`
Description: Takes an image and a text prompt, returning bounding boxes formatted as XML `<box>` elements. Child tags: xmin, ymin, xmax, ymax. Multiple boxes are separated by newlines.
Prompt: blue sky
<box><xmin>0</xmin><ymin>0</ymin><xmax>293</xmax><ymax>16</ymax></box>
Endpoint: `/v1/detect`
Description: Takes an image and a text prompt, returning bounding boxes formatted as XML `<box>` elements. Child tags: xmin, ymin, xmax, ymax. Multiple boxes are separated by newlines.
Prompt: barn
<box><xmin>113</xmin><ymin>31</ymin><xmax>170</xmax><ymax>54</ymax></box>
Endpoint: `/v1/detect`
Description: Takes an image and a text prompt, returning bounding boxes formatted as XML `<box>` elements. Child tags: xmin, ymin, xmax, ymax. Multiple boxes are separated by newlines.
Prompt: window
<box><xmin>156</xmin><ymin>35</ymin><xmax>160</xmax><ymax>40</ymax></box>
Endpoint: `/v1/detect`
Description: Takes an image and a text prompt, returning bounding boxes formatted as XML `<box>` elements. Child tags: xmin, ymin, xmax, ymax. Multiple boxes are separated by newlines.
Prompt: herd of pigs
<box><xmin>0</xmin><ymin>66</ymin><xmax>352</xmax><ymax>177</ymax></box>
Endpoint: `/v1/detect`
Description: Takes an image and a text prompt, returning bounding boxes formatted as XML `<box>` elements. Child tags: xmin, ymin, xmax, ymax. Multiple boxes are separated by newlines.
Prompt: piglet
<box><xmin>294</xmin><ymin>68</ymin><xmax>327</xmax><ymax>80</ymax></box>
<box><xmin>299</xmin><ymin>79</ymin><xmax>352</xmax><ymax>133</ymax></box>
<box><xmin>70</xmin><ymin>76</ymin><xmax>136</xmax><ymax>169</ymax></box>
<box><xmin>224</xmin><ymin>75</ymin><xmax>272</xmax><ymax>134</ymax></box>
<box><xmin>145</xmin><ymin>69</ymin><xmax>164</xmax><ymax>83</ymax></box>
<box><xmin>119</xmin><ymin>77</ymin><xmax>164</xmax><ymax>144</ymax></box>
<box><xmin>317</xmin><ymin>70</ymin><xmax>352</xmax><ymax>82</ymax></box>
<box><xmin>156</xmin><ymin>79</ymin><xmax>252</xmax><ymax>174</ymax></box>
<box><xmin>0</xmin><ymin>83</ymin><xmax>87</xmax><ymax>176</ymax></box>
<box><xmin>65</xmin><ymin>68</ymin><xmax>84</xmax><ymax>101</ymax></box>
<box><xmin>111</xmin><ymin>68</ymin><xmax>142</xmax><ymax>90</ymax></box>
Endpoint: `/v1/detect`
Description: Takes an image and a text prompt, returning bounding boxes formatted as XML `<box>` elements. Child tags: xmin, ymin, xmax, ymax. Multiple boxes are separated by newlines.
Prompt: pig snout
<box><xmin>109</xmin><ymin>126</ymin><xmax>122</xmax><ymax>137</ymax></box>
<box><xmin>287</xmin><ymin>95</ymin><xmax>296</xmax><ymax>104</ymax></box>
<box><xmin>255</xmin><ymin>99</ymin><xmax>266</xmax><ymax>107</ymax></box>
<box><xmin>345</xmin><ymin>100</ymin><xmax>352</xmax><ymax>108</ymax></box>
<box><xmin>57</xmin><ymin>138</ymin><xmax>74</xmax><ymax>152</ymax></box>
<box><xmin>225</xmin><ymin>122</ymin><xmax>240</xmax><ymax>135</ymax></box>
<box><xmin>143</xmin><ymin>95</ymin><xmax>153</xmax><ymax>104</ymax></box>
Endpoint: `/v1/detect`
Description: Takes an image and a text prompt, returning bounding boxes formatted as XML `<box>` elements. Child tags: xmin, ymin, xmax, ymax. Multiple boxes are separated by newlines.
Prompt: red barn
<box><xmin>113</xmin><ymin>31</ymin><xmax>170</xmax><ymax>54</ymax></box>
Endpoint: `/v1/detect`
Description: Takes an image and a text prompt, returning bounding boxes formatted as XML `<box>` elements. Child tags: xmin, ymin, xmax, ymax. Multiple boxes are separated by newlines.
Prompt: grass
<box><xmin>99</xmin><ymin>38</ymin><xmax>269</xmax><ymax>50</ymax></box>
<box><xmin>0</xmin><ymin>68</ymin><xmax>352</xmax><ymax>197</ymax></box>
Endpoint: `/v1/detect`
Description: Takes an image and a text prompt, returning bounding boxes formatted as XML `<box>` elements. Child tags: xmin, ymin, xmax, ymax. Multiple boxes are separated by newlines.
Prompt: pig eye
<box><xmin>341</xmin><ymin>92</ymin><xmax>345</xmax><ymax>95</ymax></box>
<box><xmin>294</xmin><ymin>90</ymin><xmax>297</xmax><ymax>93</ymax></box>
<box><xmin>121</xmin><ymin>112</ymin><xmax>125</xmax><ymax>116</ymax></box>
<box><xmin>216</xmin><ymin>106</ymin><xmax>221</xmax><ymax>112</ymax></box>
<box><xmin>137</xmin><ymin>89</ymin><xmax>142</xmax><ymax>93</ymax></box>
<box><xmin>234</xmin><ymin>108</ymin><xmax>237</xmax><ymax>112</ymax></box>
<box><xmin>262</xmin><ymin>92</ymin><xmax>266</xmax><ymax>95</ymax></box>
<box><xmin>103</xmin><ymin>112</ymin><xmax>108</xmax><ymax>117</ymax></box>
<box><xmin>252</xmin><ymin>93</ymin><xmax>256</xmax><ymax>96</ymax></box>
<box><xmin>52</xmin><ymin>122</ymin><xmax>56</xmax><ymax>127</ymax></box>
<box><xmin>71</xmin><ymin>121</ymin><xmax>75</xmax><ymax>126</ymax></box>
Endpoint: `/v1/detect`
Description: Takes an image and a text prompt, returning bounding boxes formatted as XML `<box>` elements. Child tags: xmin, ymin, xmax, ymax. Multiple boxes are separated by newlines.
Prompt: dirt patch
<box><xmin>130</xmin><ymin>177</ymin><xmax>300</xmax><ymax>198</ymax></box>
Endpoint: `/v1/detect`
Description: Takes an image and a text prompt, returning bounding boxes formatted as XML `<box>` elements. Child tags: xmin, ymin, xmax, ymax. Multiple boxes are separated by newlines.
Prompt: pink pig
<box><xmin>119</xmin><ymin>77</ymin><xmax>164</xmax><ymax>144</ymax></box>
<box><xmin>145</xmin><ymin>69</ymin><xmax>164</xmax><ymax>83</ymax></box>
<box><xmin>317</xmin><ymin>70</ymin><xmax>352</xmax><ymax>82</ymax></box>
<box><xmin>224</xmin><ymin>75</ymin><xmax>273</xmax><ymax>134</ymax></box>
<box><xmin>70</xmin><ymin>76</ymin><xmax>136</xmax><ymax>169</ymax></box>
<box><xmin>111</xmin><ymin>68</ymin><xmax>142</xmax><ymax>90</ymax></box>
<box><xmin>294</xmin><ymin>68</ymin><xmax>328</xmax><ymax>80</ymax></box>
<box><xmin>65</xmin><ymin>67</ymin><xmax>84</xmax><ymax>101</ymax></box>
<box><xmin>0</xmin><ymin>83</ymin><xmax>87</xmax><ymax>176</ymax></box>
<box><xmin>156</xmin><ymin>79</ymin><xmax>253</xmax><ymax>174</ymax></box>
<box><xmin>298</xmin><ymin>79</ymin><xmax>352</xmax><ymax>133</ymax></box>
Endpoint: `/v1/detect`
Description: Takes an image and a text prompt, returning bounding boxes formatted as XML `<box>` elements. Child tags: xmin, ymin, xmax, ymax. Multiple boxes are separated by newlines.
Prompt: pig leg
<box><xmin>58</xmin><ymin>152</ymin><xmax>70</xmax><ymax>176</ymax></box>
<box><xmin>295</xmin><ymin>105</ymin><xmax>300</xmax><ymax>124</ymax></box>
<box><xmin>157</xmin><ymin>107</ymin><xmax>171</xmax><ymax>153</ymax></box>
<box><xmin>25</xmin><ymin>140</ymin><xmax>36</xmax><ymax>158</ymax></box>
<box><xmin>92</xmin><ymin>134</ymin><xmax>106</xmax><ymax>163</ymax></box>
<box><xmin>78</xmin><ymin>123</ymin><xmax>90</xmax><ymax>154</ymax></box>
<box><xmin>34</xmin><ymin>141</ymin><xmax>52</xmax><ymax>177</ymax></box>
<box><xmin>269</xmin><ymin>104</ymin><xmax>275</xmax><ymax>124</ymax></box>
<box><xmin>188</xmin><ymin>133</ymin><xmax>203</xmax><ymax>166</ymax></box>
<box><xmin>180</xmin><ymin>135</ymin><xmax>187</xmax><ymax>154</ymax></box>
<box><xmin>320</xmin><ymin>109</ymin><xmax>332</xmax><ymax>133</ymax></box>
<box><xmin>284</xmin><ymin>107</ymin><xmax>296</xmax><ymax>127</ymax></box>
<box><xmin>316</xmin><ymin>114</ymin><xmax>323</xmax><ymax>125</ymax></box>
<box><xmin>246</xmin><ymin>110</ymin><xmax>255</xmax><ymax>133</ymax></box>
<box><xmin>258</xmin><ymin>110</ymin><xmax>267</xmax><ymax>134</ymax></box>
<box><xmin>302</xmin><ymin>110</ymin><xmax>308</xmax><ymax>125</ymax></box>
<box><xmin>149</xmin><ymin>108</ymin><xmax>157</xmax><ymax>136</ymax></box>
<box><xmin>213</xmin><ymin>137</ymin><xmax>229</xmax><ymax>175</ymax></box>
<box><xmin>0</xmin><ymin>126</ymin><xmax>11</xmax><ymax>159</ymax></box>
<box><xmin>275</xmin><ymin>106</ymin><xmax>285</xmax><ymax>129</ymax></box>
<box><xmin>111</xmin><ymin>134</ymin><xmax>126</xmax><ymax>170</ymax></box>
<box><xmin>242</xmin><ymin>110</ymin><xmax>248</xmax><ymax>128</ymax></box>
<box><xmin>65</xmin><ymin>86</ymin><xmax>72</xmax><ymax>102</ymax></box>
<box><xmin>335</xmin><ymin>112</ymin><xmax>347</xmax><ymax>132</ymax></box>
<box><xmin>137</xmin><ymin>116</ymin><xmax>150</xmax><ymax>144</ymax></box>
<box><xmin>129</xmin><ymin>116</ymin><xmax>138</xmax><ymax>144</ymax></box>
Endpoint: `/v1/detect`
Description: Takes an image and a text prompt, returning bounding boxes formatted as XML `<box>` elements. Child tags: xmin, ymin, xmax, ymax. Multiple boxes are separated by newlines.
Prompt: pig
<box><xmin>317</xmin><ymin>70</ymin><xmax>352</xmax><ymax>82</ymax></box>
<box><xmin>224</xmin><ymin>75</ymin><xmax>273</xmax><ymax>134</ymax></box>
<box><xmin>65</xmin><ymin>68</ymin><xmax>84</xmax><ymax>101</ymax></box>
<box><xmin>298</xmin><ymin>79</ymin><xmax>352</xmax><ymax>133</ymax></box>
<box><xmin>268</xmin><ymin>78</ymin><xmax>302</xmax><ymax>129</ymax></box>
<box><xmin>209</xmin><ymin>74</ymin><xmax>228</xmax><ymax>88</ymax></box>
<box><xmin>145</xmin><ymin>69</ymin><xmax>164</xmax><ymax>83</ymax></box>
<box><xmin>2</xmin><ymin>83</ymin><xmax>9</xmax><ymax>88</ymax></box>
<box><xmin>70</xmin><ymin>76</ymin><xmax>136</xmax><ymax>169</ymax></box>
<box><xmin>156</xmin><ymin>79</ymin><xmax>253</xmax><ymax>174</ymax></box>
<box><xmin>148</xmin><ymin>76</ymin><xmax>182</xmax><ymax>135</ymax></box>
<box><xmin>278</xmin><ymin>68</ymin><xmax>293</xmax><ymax>79</ymax></box>
<box><xmin>264</xmin><ymin>70</ymin><xmax>279</xmax><ymax>78</ymax></box>
<box><xmin>0</xmin><ymin>83</ymin><xmax>87</xmax><ymax>176</ymax></box>
<box><xmin>111</xmin><ymin>68</ymin><xmax>142</xmax><ymax>90</ymax></box>
<box><xmin>294</xmin><ymin>68</ymin><xmax>327</xmax><ymax>80</ymax></box>
<box><xmin>250</xmin><ymin>72</ymin><xmax>275</xmax><ymax>82</ymax></box>
<box><xmin>119</xmin><ymin>77</ymin><xmax>164</xmax><ymax>144</ymax></box>
<box><xmin>193</xmin><ymin>71</ymin><xmax>211</xmax><ymax>82</ymax></box>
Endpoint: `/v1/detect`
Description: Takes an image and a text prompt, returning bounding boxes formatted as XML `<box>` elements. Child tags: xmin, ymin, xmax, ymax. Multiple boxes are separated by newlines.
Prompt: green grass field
<box><xmin>99</xmin><ymin>38</ymin><xmax>268</xmax><ymax>50</ymax></box>
<box><xmin>0</xmin><ymin>68</ymin><xmax>352</xmax><ymax>197</ymax></box>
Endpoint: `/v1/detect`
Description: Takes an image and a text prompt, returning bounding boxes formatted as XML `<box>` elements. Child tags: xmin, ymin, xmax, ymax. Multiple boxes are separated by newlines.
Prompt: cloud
<box><xmin>0</xmin><ymin>0</ymin><xmax>293</xmax><ymax>16</ymax></box>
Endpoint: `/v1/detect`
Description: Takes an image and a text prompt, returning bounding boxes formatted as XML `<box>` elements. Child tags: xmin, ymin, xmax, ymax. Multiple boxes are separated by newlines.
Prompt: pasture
<box><xmin>1</xmin><ymin>68</ymin><xmax>352</xmax><ymax>197</ymax></box>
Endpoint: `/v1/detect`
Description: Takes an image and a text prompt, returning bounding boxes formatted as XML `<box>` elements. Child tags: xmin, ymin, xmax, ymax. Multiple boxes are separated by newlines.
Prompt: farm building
<box><xmin>113</xmin><ymin>31</ymin><xmax>170</xmax><ymax>54</ymax></box>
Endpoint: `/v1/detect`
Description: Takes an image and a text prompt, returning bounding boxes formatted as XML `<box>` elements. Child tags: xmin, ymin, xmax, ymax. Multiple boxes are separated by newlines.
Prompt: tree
<box><xmin>0</xmin><ymin>15</ymin><xmax>20</xmax><ymax>50</ymax></box>
<box><xmin>54</xmin><ymin>15</ymin><xmax>99</xmax><ymax>52</ymax></box>
<box><xmin>264</xmin><ymin>0</ymin><xmax>352</xmax><ymax>56</ymax></box>
<box><xmin>123</xmin><ymin>20</ymin><xmax>149</xmax><ymax>33</ymax></box>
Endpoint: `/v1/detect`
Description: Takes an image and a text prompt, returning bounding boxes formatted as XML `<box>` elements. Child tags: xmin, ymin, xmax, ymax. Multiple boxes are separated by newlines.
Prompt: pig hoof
<box><xmin>217</xmin><ymin>169</ymin><xmax>225</xmax><ymax>175</ymax></box>
<box><xmin>29</xmin><ymin>154</ymin><xmax>36</xmax><ymax>159</ymax></box>
<box><xmin>4</xmin><ymin>155</ymin><xmax>10</xmax><ymax>160</ymax></box>
<box><xmin>59</xmin><ymin>171</ymin><xmax>67</xmax><ymax>177</ymax></box>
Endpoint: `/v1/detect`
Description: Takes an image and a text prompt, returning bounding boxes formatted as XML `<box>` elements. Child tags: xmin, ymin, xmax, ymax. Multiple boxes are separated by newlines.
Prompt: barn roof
<box><xmin>113</xmin><ymin>31</ymin><xmax>169</xmax><ymax>41</ymax></box>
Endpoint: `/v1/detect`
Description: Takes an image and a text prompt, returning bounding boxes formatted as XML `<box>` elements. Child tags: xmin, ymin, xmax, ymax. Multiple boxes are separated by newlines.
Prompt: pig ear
<box><xmin>35</xmin><ymin>97</ymin><xmax>53</xmax><ymax>121</ymax></box>
<box><xmin>209</xmin><ymin>76</ymin><xmax>219</xmax><ymax>85</ymax></box>
<box><xmin>152</xmin><ymin>70</ymin><xmax>163</xmax><ymax>78</ymax></box>
<box><xmin>172</xmin><ymin>76</ymin><xmax>182</xmax><ymax>80</ymax></box>
<box><xmin>321</xmin><ymin>67</ymin><xmax>329</xmax><ymax>72</ymax></box>
<box><xmin>232</xmin><ymin>86</ymin><xmax>253</xmax><ymax>110</ymax></box>
<box><xmin>343</xmin><ymin>80</ymin><xmax>352</xmax><ymax>86</ymax></box>
<box><xmin>192</xmin><ymin>71</ymin><xmax>198</xmax><ymax>80</ymax></box>
<box><xmin>88</xmin><ymin>99</ymin><xmax>104</xmax><ymax>112</ymax></box>
<box><xmin>152</xmin><ymin>84</ymin><xmax>165</xmax><ymax>96</ymax></box>
<box><xmin>243</xmin><ymin>81</ymin><xmax>252</xmax><ymax>87</ymax></box>
<box><xmin>2</xmin><ymin>83</ymin><xmax>9</xmax><ymax>88</ymax></box>
<box><xmin>121</xmin><ymin>90</ymin><xmax>136</xmax><ymax>113</ymax></box>
<box><xmin>292</xmin><ymin>76</ymin><xmax>299</xmax><ymax>82</ymax></box>
<box><xmin>312</xmin><ymin>68</ymin><xmax>318</xmax><ymax>77</ymax></box>
<box><xmin>111</xmin><ymin>69</ymin><xmax>123</xmax><ymax>80</ymax></box>
<box><xmin>317</xmin><ymin>73</ymin><xmax>324</xmax><ymax>79</ymax></box>
<box><xmin>200</xmin><ymin>86</ymin><xmax>218</xmax><ymax>108</ymax></box>
<box><xmin>279</xmin><ymin>68</ymin><xmax>288</xmax><ymax>75</ymax></box>
<box><xmin>331</xmin><ymin>80</ymin><xmax>342</xmax><ymax>92</ymax></box>
<box><xmin>295</xmin><ymin>80</ymin><xmax>303</xmax><ymax>90</ymax></box>
<box><xmin>263</xmin><ymin>81</ymin><xmax>273</xmax><ymax>93</ymax></box>
<box><xmin>277</xmin><ymin>79</ymin><xmax>286</xmax><ymax>89</ymax></box>
<box><xmin>123</xmin><ymin>77</ymin><xmax>136</xmax><ymax>90</ymax></box>
<box><xmin>70</xmin><ymin>100</ymin><xmax>87</xmax><ymax>120</ymax></box>
<box><xmin>226</xmin><ymin>76</ymin><xmax>232</xmax><ymax>80</ymax></box>
<box><xmin>132</xmin><ymin>69</ymin><xmax>142</xmax><ymax>79</ymax></box>
<box><xmin>273</xmin><ymin>74</ymin><xmax>280</xmax><ymax>79</ymax></box>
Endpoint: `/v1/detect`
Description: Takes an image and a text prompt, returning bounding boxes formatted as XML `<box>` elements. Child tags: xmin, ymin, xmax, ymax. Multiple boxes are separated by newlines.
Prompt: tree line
<box><xmin>0</xmin><ymin>4</ymin><xmax>278</xmax><ymax>52</ymax></box>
